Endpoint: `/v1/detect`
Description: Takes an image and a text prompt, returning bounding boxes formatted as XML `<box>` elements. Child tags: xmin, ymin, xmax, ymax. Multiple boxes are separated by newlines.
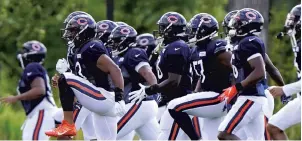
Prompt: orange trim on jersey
<box><xmin>73</xmin><ymin>109</ymin><xmax>79</xmax><ymax>121</ymax></box>
<box><xmin>175</xmin><ymin>97</ymin><xmax>221</xmax><ymax>112</ymax></box>
<box><xmin>67</xmin><ymin>81</ymin><xmax>104</xmax><ymax>98</ymax></box>
<box><xmin>193</xmin><ymin>116</ymin><xmax>201</xmax><ymax>138</ymax></box>
<box><xmin>227</xmin><ymin>100</ymin><xmax>253</xmax><ymax>133</ymax></box>
<box><xmin>170</xmin><ymin>122</ymin><xmax>179</xmax><ymax>140</ymax></box>
<box><xmin>117</xmin><ymin>104</ymin><xmax>139</xmax><ymax>130</ymax></box>
<box><xmin>33</xmin><ymin>110</ymin><xmax>44</xmax><ymax>140</ymax></box>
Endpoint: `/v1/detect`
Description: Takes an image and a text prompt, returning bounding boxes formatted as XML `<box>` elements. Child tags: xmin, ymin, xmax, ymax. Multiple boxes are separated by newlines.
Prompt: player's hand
<box><xmin>52</xmin><ymin>74</ymin><xmax>60</xmax><ymax>88</ymax></box>
<box><xmin>218</xmin><ymin>85</ymin><xmax>238</xmax><ymax>103</ymax></box>
<box><xmin>115</xmin><ymin>100</ymin><xmax>126</xmax><ymax>117</ymax></box>
<box><xmin>129</xmin><ymin>83</ymin><xmax>147</xmax><ymax>104</ymax></box>
<box><xmin>56</xmin><ymin>58</ymin><xmax>69</xmax><ymax>74</ymax></box>
<box><xmin>0</xmin><ymin>95</ymin><xmax>18</xmax><ymax>104</ymax></box>
<box><xmin>268</xmin><ymin>86</ymin><xmax>285</xmax><ymax>97</ymax></box>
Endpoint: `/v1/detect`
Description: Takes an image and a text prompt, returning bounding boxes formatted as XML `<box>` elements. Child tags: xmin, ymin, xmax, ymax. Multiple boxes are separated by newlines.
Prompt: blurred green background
<box><xmin>0</xmin><ymin>0</ymin><xmax>300</xmax><ymax>140</ymax></box>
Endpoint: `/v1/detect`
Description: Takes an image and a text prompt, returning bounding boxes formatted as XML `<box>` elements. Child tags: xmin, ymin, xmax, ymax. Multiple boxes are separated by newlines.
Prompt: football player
<box><xmin>0</xmin><ymin>41</ymin><xmax>57</xmax><ymax>140</ymax></box>
<box><xmin>222</xmin><ymin>10</ymin><xmax>285</xmax><ymax>140</ymax></box>
<box><xmin>129</xmin><ymin>12</ymin><xmax>198</xmax><ymax>140</ymax></box>
<box><xmin>45</xmin><ymin>14</ymin><xmax>125</xmax><ymax>140</ymax></box>
<box><xmin>151</xmin><ymin>13</ymin><xmax>233</xmax><ymax>140</ymax></box>
<box><xmin>108</xmin><ymin>25</ymin><xmax>160</xmax><ymax>140</ymax></box>
<box><xmin>267</xmin><ymin>4</ymin><xmax>301</xmax><ymax>140</ymax></box>
<box><xmin>96</xmin><ymin>20</ymin><xmax>118</xmax><ymax>58</ymax></box>
<box><xmin>217</xmin><ymin>8</ymin><xmax>267</xmax><ymax>140</ymax></box>
<box><xmin>52</xmin><ymin>11</ymin><xmax>97</xmax><ymax>140</ymax></box>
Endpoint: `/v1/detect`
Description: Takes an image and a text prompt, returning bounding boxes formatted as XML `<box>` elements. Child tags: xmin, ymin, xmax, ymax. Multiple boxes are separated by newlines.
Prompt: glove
<box><xmin>129</xmin><ymin>83</ymin><xmax>148</xmax><ymax>104</ymax></box>
<box><xmin>56</xmin><ymin>58</ymin><xmax>69</xmax><ymax>74</ymax></box>
<box><xmin>115</xmin><ymin>100</ymin><xmax>126</xmax><ymax>117</ymax></box>
<box><xmin>218</xmin><ymin>83</ymin><xmax>242</xmax><ymax>104</ymax></box>
<box><xmin>281</xmin><ymin>95</ymin><xmax>292</xmax><ymax>104</ymax></box>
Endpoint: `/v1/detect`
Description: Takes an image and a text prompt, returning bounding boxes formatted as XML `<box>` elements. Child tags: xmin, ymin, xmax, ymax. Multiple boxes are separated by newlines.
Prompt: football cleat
<box><xmin>45</xmin><ymin>120</ymin><xmax>76</xmax><ymax>137</ymax></box>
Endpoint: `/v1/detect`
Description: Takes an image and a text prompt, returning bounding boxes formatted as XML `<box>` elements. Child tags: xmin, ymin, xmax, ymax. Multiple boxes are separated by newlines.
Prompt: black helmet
<box><xmin>157</xmin><ymin>12</ymin><xmax>187</xmax><ymax>38</ymax></box>
<box><xmin>96</xmin><ymin>20</ymin><xmax>118</xmax><ymax>44</ymax></box>
<box><xmin>17</xmin><ymin>40</ymin><xmax>47</xmax><ymax>69</ymax></box>
<box><xmin>61</xmin><ymin>14</ymin><xmax>96</xmax><ymax>47</ymax></box>
<box><xmin>136</xmin><ymin>33</ymin><xmax>156</xmax><ymax>57</ymax></box>
<box><xmin>222</xmin><ymin>10</ymin><xmax>239</xmax><ymax>36</ymax></box>
<box><xmin>228</xmin><ymin>8</ymin><xmax>264</xmax><ymax>37</ymax></box>
<box><xmin>285</xmin><ymin>4</ymin><xmax>301</xmax><ymax>37</ymax></box>
<box><xmin>109</xmin><ymin>25</ymin><xmax>137</xmax><ymax>56</ymax></box>
<box><xmin>187</xmin><ymin>13</ymin><xmax>219</xmax><ymax>43</ymax></box>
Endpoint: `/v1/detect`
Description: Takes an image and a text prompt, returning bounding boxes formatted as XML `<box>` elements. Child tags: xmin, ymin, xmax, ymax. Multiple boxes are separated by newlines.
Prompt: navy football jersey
<box><xmin>114</xmin><ymin>48</ymin><xmax>158</xmax><ymax>103</ymax></box>
<box><xmin>17</xmin><ymin>63</ymin><xmax>53</xmax><ymax>115</ymax></box>
<box><xmin>232</xmin><ymin>35</ymin><xmax>267</xmax><ymax>96</ymax></box>
<box><xmin>156</xmin><ymin>40</ymin><xmax>192</xmax><ymax>102</ymax></box>
<box><xmin>72</xmin><ymin>40</ymin><xmax>112</xmax><ymax>91</ymax></box>
<box><xmin>191</xmin><ymin>39</ymin><xmax>232</xmax><ymax>93</ymax></box>
<box><xmin>293</xmin><ymin>40</ymin><xmax>301</xmax><ymax>79</ymax></box>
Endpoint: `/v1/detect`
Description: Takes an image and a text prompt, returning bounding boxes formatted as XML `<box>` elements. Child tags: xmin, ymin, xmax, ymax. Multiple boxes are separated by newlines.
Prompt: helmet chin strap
<box><xmin>17</xmin><ymin>54</ymin><xmax>25</xmax><ymax>69</ymax></box>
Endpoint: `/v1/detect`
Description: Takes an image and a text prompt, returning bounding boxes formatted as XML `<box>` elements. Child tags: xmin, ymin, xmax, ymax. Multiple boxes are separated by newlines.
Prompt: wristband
<box><xmin>235</xmin><ymin>83</ymin><xmax>244</xmax><ymax>91</ymax></box>
<box><xmin>114</xmin><ymin>88</ymin><xmax>124</xmax><ymax>102</ymax></box>
<box><xmin>145</xmin><ymin>84</ymin><xmax>160</xmax><ymax>95</ymax></box>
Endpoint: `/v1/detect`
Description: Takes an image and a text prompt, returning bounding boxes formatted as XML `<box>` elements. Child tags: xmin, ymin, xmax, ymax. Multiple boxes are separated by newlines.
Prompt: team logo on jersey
<box><xmin>245</xmin><ymin>11</ymin><xmax>256</xmax><ymax>20</ymax></box>
<box><xmin>120</xmin><ymin>27</ymin><xmax>130</xmax><ymax>34</ymax></box>
<box><xmin>167</xmin><ymin>15</ymin><xmax>178</xmax><ymax>23</ymax></box>
<box><xmin>139</xmin><ymin>38</ymin><xmax>149</xmax><ymax>46</ymax></box>
<box><xmin>32</xmin><ymin>43</ymin><xmax>41</xmax><ymax>51</ymax></box>
<box><xmin>99</xmin><ymin>23</ymin><xmax>109</xmax><ymax>30</ymax></box>
<box><xmin>77</xmin><ymin>18</ymin><xmax>88</xmax><ymax>25</ymax></box>
<box><xmin>201</xmin><ymin>16</ymin><xmax>212</xmax><ymax>24</ymax></box>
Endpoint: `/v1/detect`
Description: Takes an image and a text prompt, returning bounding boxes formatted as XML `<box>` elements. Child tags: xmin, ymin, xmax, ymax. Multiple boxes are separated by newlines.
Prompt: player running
<box><xmin>217</xmin><ymin>8</ymin><xmax>268</xmax><ymax>140</ymax></box>
<box><xmin>0</xmin><ymin>41</ymin><xmax>57</xmax><ymax>140</ymax></box>
<box><xmin>108</xmin><ymin>25</ymin><xmax>160</xmax><ymax>140</ymax></box>
<box><xmin>267</xmin><ymin>4</ymin><xmax>301</xmax><ymax>140</ymax></box>
<box><xmin>45</xmin><ymin>14</ymin><xmax>125</xmax><ymax>140</ymax></box>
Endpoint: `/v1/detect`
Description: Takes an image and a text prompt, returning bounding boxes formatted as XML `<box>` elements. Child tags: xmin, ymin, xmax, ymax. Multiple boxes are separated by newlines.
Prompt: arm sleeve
<box><xmin>166</xmin><ymin>46</ymin><xmax>190</xmax><ymax>75</ymax></box>
<box><xmin>24</xmin><ymin>63</ymin><xmax>45</xmax><ymax>83</ymax></box>
<box><xmin>240</xmin><ymin>41</ymin><xmax>263</xmax><ymax>61</ymax></box>
<box><xmin>126</xmin><ymin>49</ymin><xmax>150</xmax><ymax>72</ymax></box>
<box><xmin>83</xmin><ymin>42</ymin><xmax>108</xmax><ymax>63</ymax></box>
<box><xmin>282</xmin><ymin>80</ymin><xmax>301</xmax><ymax>96</ymax></box>
<box><xmin>214</xmin><ymin>40</ymin><xmax>227</xmax><ymax>56</ymax></box>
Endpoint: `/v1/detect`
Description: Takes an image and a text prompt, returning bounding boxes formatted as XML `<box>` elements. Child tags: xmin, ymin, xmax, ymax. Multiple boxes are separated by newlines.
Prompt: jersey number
<box><xmin>192</xmin><ymin>60</ymin><xmax>205</xmax><ymax>83</ymax></box>
<box><xmin>156</xmin><ymin>56</ymin><xmax>163</xmax><ymax>79</ymax></box>
<box><xmin>75</xmin><ymin>62</ymin><xmax>87</xmax><ymax>79</ymax></box>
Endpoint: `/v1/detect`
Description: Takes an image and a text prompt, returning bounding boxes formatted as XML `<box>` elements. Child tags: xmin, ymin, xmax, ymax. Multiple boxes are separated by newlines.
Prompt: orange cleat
<box><xmin>45</xmin><ymin>120</ymin><xmax>76</xmax><ymax>137</ymax></box>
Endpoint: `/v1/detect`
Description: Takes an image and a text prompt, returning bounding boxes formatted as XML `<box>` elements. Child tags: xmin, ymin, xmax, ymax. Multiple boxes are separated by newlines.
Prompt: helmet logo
<box><xmin>245</xmin><ymin>11</ymin><xmax>256</xmax><ymax>20</ymax></box>
<box><xmin>167</xmin><ymin>16</ymin><xmax>178</xmax><ymax>23</ymax></box>
<box><xmin>120</xmin><ymin>27</ymin><xmax>130</xmax><ymax>34</ymax></box>
<box><xmin>99</xmin><ymin>23</ymin><xmax>109</xmax><ymax>30</ymax></box>
<box><xmin>32</xmin><ymin>43</ymin><xmax>41</xmax><ymax>51</ymax></box>
<box><xmin>139</xmin><ymin>38</ymin><xmax>149</xmax><ymax>46</ymax></box>
<box><xmin>77</xmin><ymin>18</ymin><xmax>88</xmax><ymax>25</ymax></box>
<box><xmin>201</xmin><ymin>16</ymin><xmax>212</xmax><ymax>23</ymax></box>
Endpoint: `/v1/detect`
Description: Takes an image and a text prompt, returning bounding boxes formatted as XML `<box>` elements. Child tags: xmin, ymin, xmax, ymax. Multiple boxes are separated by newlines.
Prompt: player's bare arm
<box><xmin>97</xmin><ymin>54</ymin><xmax>124</xmax><ymax>90</ymax></box>
<box><xmin>241</xmin><ymin>55</ymin><xmax>265</xmax><ymax>88</ymax></box>
<box><xmin>1</xmin><ymin>77</ymin><xmax>45</xmax><ymax>103</ymax></box>
<box><xmin>217</xmin><ymin>51</ymin><xmax>232</xmax><ymax>69</ymax></box>
<box><xmin>264</xmin><ymin>53</ymin><xmax>285</xmax><ymax>86</ymax></box>
<box><xmin>138</xmin><ymin>65</ymin><xmax>157</xmax><ymax>85</ymax></box>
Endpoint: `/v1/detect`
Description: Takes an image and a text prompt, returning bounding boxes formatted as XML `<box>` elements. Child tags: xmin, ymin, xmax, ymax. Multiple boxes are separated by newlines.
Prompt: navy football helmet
<box><xmin>61</xmin><ymin>14</ymin><xmax>96</xmax><ymax>47</ymax></box>
<box><xmin>228</xmin><ymin>8</ymin><xmax>264</xmax><ymax>37</ymax></box>
<box><xmin>109</xmin><ymin>25</ymin><xmax>137</xmax><ymax>56</ymax></box>
<box><xmin>17</xmin><ymin>40</ymin><xmax>47</xmax><ymax>69</ymax></box>
<box><xmin>187</xmin><ymin>13</ymin><xmax>219</xmax><ymax>43</ymax></box>
<box><xmin>116</xmin><ymin>21</ymin><xmax>129</xmax><ymax>26</ymax></box>
<box><xmin>285</xmin><ymin>4</ymin><xmax>301</xmax><ymax>38</ymax></box>
<box><xmin>96</xmin><ymin>20</ymin><xmax>118</xmax><ymax>44</ymax></box>
<box><xmin>63</xmin><ymin>11</ymin><xmax>92</xmax><ymax>27</ymax></box>
<box><xmin>136</xmin><ymin>33</ymin><xmax>156</xmax><ymax>57</ymax></box>
<box><xmin>222</xmin><ymin>10</ymin><xmax>239</xmax><ymax>36</ymax></box>
<box><xmin>157</xmin><ymin>12</ymin><xmax>187</xmax><ymax>38</ymax></box>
